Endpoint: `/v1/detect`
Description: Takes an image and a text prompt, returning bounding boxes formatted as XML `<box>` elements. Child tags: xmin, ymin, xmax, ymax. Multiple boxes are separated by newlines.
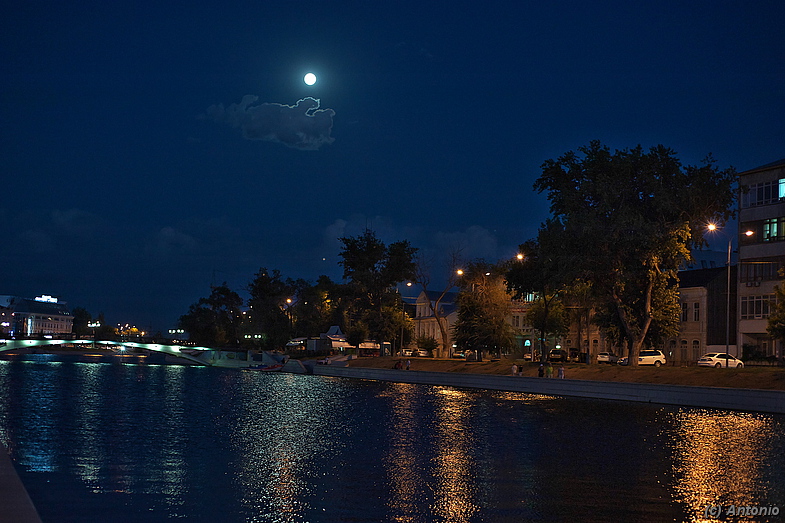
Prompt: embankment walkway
<box><xmin>0</xmin><ymin>442</ymin><xmax>41</xmax><ymax>523</ymax></box>
<box><xmin>312</xmin><ymin>366</ymin><xmax>785</xmax><ymax>414</ymax></box>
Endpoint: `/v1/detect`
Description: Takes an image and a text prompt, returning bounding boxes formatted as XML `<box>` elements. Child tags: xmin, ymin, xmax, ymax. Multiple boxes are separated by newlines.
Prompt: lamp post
<box><xmin>88</xmin><ymin>321</ymin><xmax>101</xmax><ymax>350</ymax></box>
<box><xmin>707</xmin><ymin>224</ymin><xmax>734</xmax><ymax>368</ymax></box>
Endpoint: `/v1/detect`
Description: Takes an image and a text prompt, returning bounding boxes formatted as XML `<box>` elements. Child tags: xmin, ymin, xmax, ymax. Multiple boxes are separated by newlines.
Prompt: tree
<box><xmin>288</xmin><ymin>275</ymin><xmax>343</xmax><ymax>338</ymax></box>
<box><xmin>767</xmin><ymin>269</ymin><xmax>785</xmax><ymax>360</ymax></box>
<box><xmin>506</xmin><ymin>222</ymin><xmax>572</xmax><ymax>362</ymax></box>
<box><xmin>414</xmin><ymin>249</ymin><xmax>462</xmax><ymax>357</ymax></box>
<box><xmin>533</xmin><ymin>141</ymin><xmax>736</xmax><ymax>365</ymax></box>
<box><xmin>245</xmin><ymin>268</ymin><xmax>296</xmax><ymax>350</ymax></box>
<box><xmin>178</xmin><ymin>283</ymin><xmax>243</xmax><ymax>347</ymax></box>
<box><xmin>93</xmin><ymin>313</ymin><xmax>118</xmax><ymax>341</ymax></box>
<box><xmin>338</xmin><ymin>230</ymin><xmax>417</xmax><ymax>349</ymax></box>
<box><xmin>562</xmin><ymin>280</ymin><xmax>595</xmax><ymax>362</ymax></box>
<box><xmin>453</xmin><ymin>260</ymin><xmax>516</xmax><ymax>361</ymax></box>
<box><xmin>71</xmin><ymin>307</ymin><xmax>91</xmax><ymax>336</ymax></box>
<box><xmin>524</xmin><ymin>296</ymin><xmax>569</xmax><ymax>358</ymax></box>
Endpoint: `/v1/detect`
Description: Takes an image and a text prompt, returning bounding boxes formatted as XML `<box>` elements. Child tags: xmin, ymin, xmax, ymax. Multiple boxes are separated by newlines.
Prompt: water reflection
<box><xmin>431</xmin><ymin>387</ymin><xmax>479</xmax><ymax>522</ymax></box>
<box><xmin>2</xmin><ymin>358</ymin><xmax>784</xmax><ymax>522</ymax></box>
<box><xmin>73</xmin><ymin>362</ymin><xmax>106</xmax><ymax>491</ymax></box>
<box><xmin>384</xmin><ymin>382</ymin><xmax>431</xmax><ymax>521</ymax></box>
<box><xmin>667</xmin><ymin>409</ymin><xmax>785</xmax><ymax>522</ymax></box>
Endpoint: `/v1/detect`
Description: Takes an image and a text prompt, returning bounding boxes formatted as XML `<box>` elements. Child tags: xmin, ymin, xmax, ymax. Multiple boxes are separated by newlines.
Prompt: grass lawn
<box><xmin>346</xmin><ymin>356</ymin><xmax>785</xmax><ymax>391</ymax></box>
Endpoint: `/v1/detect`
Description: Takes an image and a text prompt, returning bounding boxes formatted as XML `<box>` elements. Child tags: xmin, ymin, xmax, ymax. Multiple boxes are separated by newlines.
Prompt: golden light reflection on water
<box><xmin>430</xmin><ymin>387</ymin><xmax>479</xmax><ymax>522</ymax></box>
<box><xmin>383</xmin><ymin>384</ymin><xmax>481</xmax><ymax>522</ymax></box>
<box><xmin>385</xmin><ymin>382</ymin><xmax>428</xmax><ymax>522</ymax></box>
<box><xmin>668</xmin><ymin>410</ymin><xmax>777</xmax><ymax>522</ymax></box>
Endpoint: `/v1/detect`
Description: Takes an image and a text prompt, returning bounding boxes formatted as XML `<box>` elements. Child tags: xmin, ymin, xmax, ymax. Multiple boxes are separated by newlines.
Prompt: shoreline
<box><xmin>344</xmin><ymin>356</ymin><xmax>785</xmax><ymax>391</ymax></box>
<box><xmin>314</xmin><ymin>364</ymin><xmax>785</xmax><ymax>415</ymax></box>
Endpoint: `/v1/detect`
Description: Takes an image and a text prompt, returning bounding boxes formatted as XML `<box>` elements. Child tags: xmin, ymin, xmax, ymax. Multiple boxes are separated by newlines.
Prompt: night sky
<box><xmin>3</xmin><ymin>1</ymin><xmax>784</xmax><ymax>333</ymax></box>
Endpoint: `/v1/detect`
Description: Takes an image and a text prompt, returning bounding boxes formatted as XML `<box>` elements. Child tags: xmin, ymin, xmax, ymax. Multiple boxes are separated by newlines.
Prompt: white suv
<box><xmin>638</xmin><ymin>350</ymin><xmax>666</xmax><ymax>367</ymax></box>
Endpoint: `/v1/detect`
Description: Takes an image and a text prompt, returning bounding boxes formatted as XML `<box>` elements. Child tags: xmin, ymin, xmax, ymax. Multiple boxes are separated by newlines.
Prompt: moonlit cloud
<box><xmin>151</xmin><ymin>226</ymin><xmax>198</xmax><ymax>257</ymax></box>
<box><xmin>207</xmin><ymin>96</ymin><xmax>335</xmax><ymax>150</ymax></box>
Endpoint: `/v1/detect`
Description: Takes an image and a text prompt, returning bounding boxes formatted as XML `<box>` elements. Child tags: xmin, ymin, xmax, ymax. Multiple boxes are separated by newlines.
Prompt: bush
<box><xmin>416</xmin><ymin>335</ymin><xmax>439</xmax><ymax>352</ymax></box>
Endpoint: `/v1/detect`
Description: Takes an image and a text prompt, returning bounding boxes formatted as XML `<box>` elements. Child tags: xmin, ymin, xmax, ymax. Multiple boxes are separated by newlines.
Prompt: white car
<box><xmin>638</xmin><ymin>350</ymin><xmax>666</xmax><ymax>367</ymax></box>
<box><xmin>416</xmin><ymin>349</ymin><xmax>431</xmax><ymax>357</ymax></box>
<box><xmin>597</xmin><ymin>352</ymin><xmax>618</xmax><ymax>364</ymax></box>
<box><xmin>697</xmin><ymin>353</ymin><xmax>744</xmax><ymax>368</ymax></box>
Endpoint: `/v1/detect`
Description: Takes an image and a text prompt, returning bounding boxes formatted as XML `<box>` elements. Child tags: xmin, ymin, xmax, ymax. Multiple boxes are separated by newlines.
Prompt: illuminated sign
<box><xmin>34</xmin><ymin>295</ymin><xmax>58</xmax><ymax>303</ymax></box>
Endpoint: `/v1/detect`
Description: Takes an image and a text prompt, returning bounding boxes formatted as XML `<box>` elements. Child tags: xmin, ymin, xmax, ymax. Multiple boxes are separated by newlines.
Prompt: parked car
<box><xmin>597</xmin><ymin>352</ymin><xmax>618</xmax><ymax>364</ymax></box>
<box><xmin>697</xmin><ymin>353</ymin><xmax>744</xmax><ymax>368</ymax></box>
<box><xmin>617</xmin><ymin>356</ymin><xmax>628</xmax><ymax>366</ymax></box>
<box><xmin>416</xmin><ymin>349</ymin><xmax>431</xmax><ymax>357</ymax></box>
<box><xmin>401</xmin><ymin>349</ymin><xmax>414</xmax><ymax>357</ymax></box>
<box><xmin>638</xmin><ymin>350</ymin><xmax>666</xmax><ymax>367</ymax></box>
<box><xmin>548</xmin><ymin>349</ymin><xmax>568</xmax><ymax>362</ymax></box>
<box><xmin>451</xmin><ymin>352</ymin><xmax>466</xmax><ymax>359</ymax></box>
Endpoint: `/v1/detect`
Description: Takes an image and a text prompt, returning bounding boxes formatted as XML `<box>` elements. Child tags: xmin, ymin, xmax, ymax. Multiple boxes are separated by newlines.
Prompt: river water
<box><xmin>0</xmin><ymin>354</ymin><xmax>783</xmax><ymax>522</ymax></box>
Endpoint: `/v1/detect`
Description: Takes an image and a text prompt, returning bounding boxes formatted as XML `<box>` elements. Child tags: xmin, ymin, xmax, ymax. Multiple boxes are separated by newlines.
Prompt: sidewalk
<box><xmin>0</xmin><ymin>442</ymin><xmax>42</xmax><ymax>523</ymax></box>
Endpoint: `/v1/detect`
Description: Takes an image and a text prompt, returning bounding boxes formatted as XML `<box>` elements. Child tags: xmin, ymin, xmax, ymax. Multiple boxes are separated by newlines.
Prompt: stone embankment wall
<box><xmin>311</xmin><ymin>366</ymin><xmax>785</xmax><ymax>414</ymax></box>
<box><xmin>0</xmin><ymin>442</ymin><xmax>42</xmax><ymax>523</ymax></box>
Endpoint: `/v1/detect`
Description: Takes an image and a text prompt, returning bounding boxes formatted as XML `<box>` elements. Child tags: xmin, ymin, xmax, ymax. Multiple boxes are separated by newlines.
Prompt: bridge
<box><xmin>0</xmin><ymin>338</ymin><xmax>216</xmax><ymax>366</ymax></box>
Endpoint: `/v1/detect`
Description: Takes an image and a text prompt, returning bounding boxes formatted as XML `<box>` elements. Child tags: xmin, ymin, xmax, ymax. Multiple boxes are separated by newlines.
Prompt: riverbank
<box><xmin>318</xmin><ymin>364</ymin><xmax>785</xmax><ymax>414</ymax></box>
<box><xmin>346</xmin><ymin>356</ymin><xmax>785</xmax><ymax>391</ymax></box>
<box><xmin>0</xmin><ymin>442</ymin><xmax>41</xmax><ymax>523</ymax></box>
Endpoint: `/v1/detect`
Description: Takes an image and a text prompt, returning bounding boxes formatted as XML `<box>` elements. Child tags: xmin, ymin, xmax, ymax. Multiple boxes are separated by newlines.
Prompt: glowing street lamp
<box><xmin>88</xmin><ymin>321</ymin><xmax>101</xmax><ymax>349</ymax></box>
<box><xmin>707</xmin><ymin>223</ymin><xmax>735</xmax><ymax>367</ymax></box>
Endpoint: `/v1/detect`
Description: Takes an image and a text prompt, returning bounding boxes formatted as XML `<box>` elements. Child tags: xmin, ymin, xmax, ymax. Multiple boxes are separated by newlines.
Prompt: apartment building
<box><xmin>738</xmin><ymin>158</ymin><xmax>785</xmax><ymax>359</ymax></box>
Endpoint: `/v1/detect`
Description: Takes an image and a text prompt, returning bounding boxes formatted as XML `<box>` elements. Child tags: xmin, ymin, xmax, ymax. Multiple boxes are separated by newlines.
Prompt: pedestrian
<box><xmin>406</xmin><ymin>359</ymin><xmax>411</xmax><ymax>370</ymax></box>
<box><xmin>394</xmin><ymin>360</ymin><xmax>402</xmax><ymax>370</ymax></box>
<box><xmin>538</xmin><ymin>364</ymin><xmax>544</xmax><ymax>377</ymax></box>
<box><xmin>511</xmin><ymin>363</ymin><xmax>518</xmax><ymax>376</ymax></box>
<box><xmin>546</xmin><ymin>362</ymin><xmax>553</xmax><ymax>378</ymax></box>
<box><xmin>558</xmin><ymin>365</ymin><xmax>565</xmax><ymax>379</ymax></box>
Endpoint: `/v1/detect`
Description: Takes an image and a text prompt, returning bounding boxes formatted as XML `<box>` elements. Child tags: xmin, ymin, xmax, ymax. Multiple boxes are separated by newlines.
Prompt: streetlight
<box><xmin>88</xmin><ymin>321</ymin><xmax>101</xmax><ymax>350</ymax></box>
<box><xmin>707</xmin><ymin>223</ymin><xmax>740</xmax><ymax>368</ymax></box>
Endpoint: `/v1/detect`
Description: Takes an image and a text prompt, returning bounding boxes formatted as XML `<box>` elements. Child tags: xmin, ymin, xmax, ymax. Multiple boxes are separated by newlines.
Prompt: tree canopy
<box><xmin>453</xmin><ymin>260</ymin><xmax>516</xmax><ymax>360</ymax></box>
<box><xmin>339</xmin><ymin>229</ymin><xmax>417</xmax><ymax>348</ymax></box>
<box><xmin>767</xmin><ymin>269</ymin><xmax>785</xmax><ymax>346</ymax></box>
<box><xmin>178</xmin><ymin>283</ymin><xmax>243</xmax><ymax>347</ymax></box>
<box><xmin>531</xmin><ymin>141</ymin><xmax>736</xmax><ymax>364</ymax></box>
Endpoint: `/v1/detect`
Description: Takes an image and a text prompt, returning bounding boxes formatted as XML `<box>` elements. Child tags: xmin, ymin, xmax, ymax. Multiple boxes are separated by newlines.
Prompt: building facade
<box><xmin>665</xmin><ymin>267</ymin><xmax>738</xmax><ymax>364</ymax></box>
<box><xmin>0</xmin><ymin>295</ymin><xmax>74</xmax><ymax>336</ymax></box>
<box><xmin>412</xmin><ymin>291</ymin><xmax>458</xmax><ymax>356</ymax></box>
<box><xmin>738</xmin><ymin>158</ymin><xmax>785</xmax><ymax>359</ymax></box>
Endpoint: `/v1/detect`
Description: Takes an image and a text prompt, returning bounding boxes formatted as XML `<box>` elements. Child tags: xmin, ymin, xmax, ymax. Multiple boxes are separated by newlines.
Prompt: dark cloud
<box><xmin>207</xmin><ymin>96</ymin><xmax>335</xmax><ymax>150</ymax></box>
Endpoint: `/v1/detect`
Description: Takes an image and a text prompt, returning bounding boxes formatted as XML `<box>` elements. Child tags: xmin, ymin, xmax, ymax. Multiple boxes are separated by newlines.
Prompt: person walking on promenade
<box><xmin>558</xmin><ymin>365</ymin><xmax>565</xmax><ymax>379</ymax></box>
<box><xmin>538</xmin><ymin>364</ymin><xmax>544</xmax><ymax>377</ymax></box>
<box><xmin>406</xmin><ymin>360</ymin><xmax>411</xmax><ymax>370</ymax></box>
<box><xmin>546</xmin><ymin>362</ymin><xmax>553</xmax><ymax>378</ymax></box>
<box><xmin>511</xmin><ymin>363</ymin><xmax>518</xmax><ymax>376</ymax></box>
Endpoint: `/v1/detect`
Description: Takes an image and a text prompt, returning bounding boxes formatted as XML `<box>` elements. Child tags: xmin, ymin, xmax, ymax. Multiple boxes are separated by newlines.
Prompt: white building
<box><xmin>737</xmin><ymin>158</ymin><xmax>785</xmax><ymax>359</ymax></box>
<box><xmin>0</xmin><ymin>295</ymin><xmax>74</xmax><ymax>336</ymax></box>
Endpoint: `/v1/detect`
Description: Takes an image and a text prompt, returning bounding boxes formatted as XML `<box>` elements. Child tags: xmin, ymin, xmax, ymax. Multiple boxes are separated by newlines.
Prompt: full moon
<box><xmin>304</xmin><ymin>73</ymin><xmax>317</xmax><ymax>85</ymax></box>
